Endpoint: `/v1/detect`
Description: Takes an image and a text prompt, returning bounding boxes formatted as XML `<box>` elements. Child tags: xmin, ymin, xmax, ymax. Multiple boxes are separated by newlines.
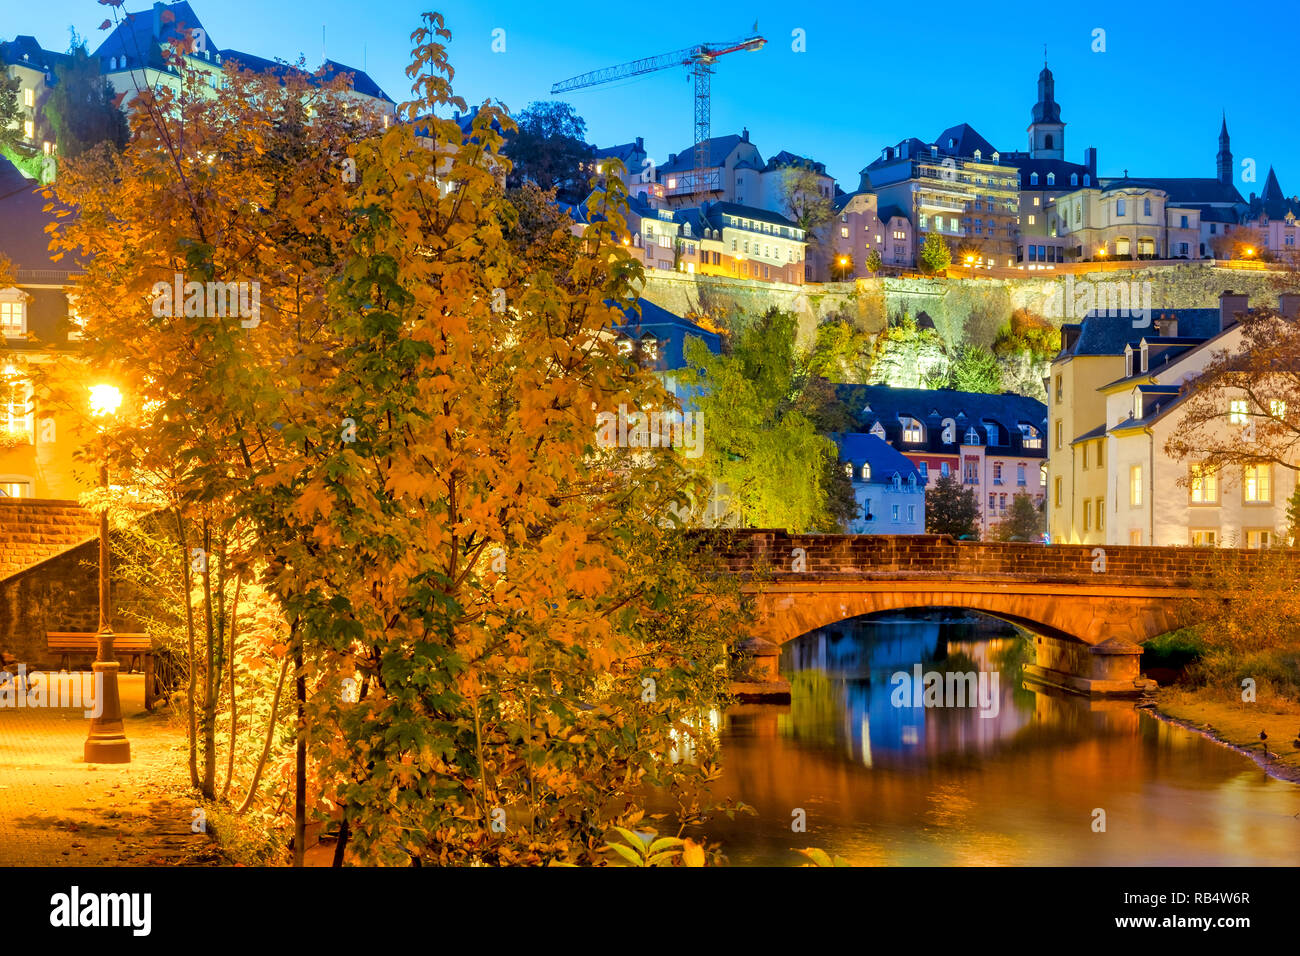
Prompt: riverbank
<box><xmin>1149</xmin><ymin>687</ymin><xmax>1300</xmax><ymax>784</ymax></box>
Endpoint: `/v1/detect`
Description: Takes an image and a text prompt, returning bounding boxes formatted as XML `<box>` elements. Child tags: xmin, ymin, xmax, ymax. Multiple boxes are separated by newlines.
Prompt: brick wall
<box><xmin>692</xmin><ymin>529</ymin><xmax>1279</xmax><ymax>585</ymax></box>
<box><xmin>0</xmin><ymin>499</ymin><xmax>99</xmax><ymax>579</ymax></box>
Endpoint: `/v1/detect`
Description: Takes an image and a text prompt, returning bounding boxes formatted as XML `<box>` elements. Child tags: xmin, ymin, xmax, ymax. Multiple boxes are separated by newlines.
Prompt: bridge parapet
<box><xmin>693</xmin><ymin>530</ymin><xmax>1273</xmax><ymax>587</ymax></box>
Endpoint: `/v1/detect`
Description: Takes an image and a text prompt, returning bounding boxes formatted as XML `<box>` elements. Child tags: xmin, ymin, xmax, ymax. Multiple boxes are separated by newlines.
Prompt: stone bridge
<box><xmin>696</xmin><ymin>531</ymin><xmax>1278</xmax><ymax>697</ymax></box>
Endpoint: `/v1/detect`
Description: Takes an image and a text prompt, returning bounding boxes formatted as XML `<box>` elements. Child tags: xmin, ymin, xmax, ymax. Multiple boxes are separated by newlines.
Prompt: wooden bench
<box><xmin>45</xmin><ymin>632</ymin><xmax>158</xmax><ymax>711</ymax></box>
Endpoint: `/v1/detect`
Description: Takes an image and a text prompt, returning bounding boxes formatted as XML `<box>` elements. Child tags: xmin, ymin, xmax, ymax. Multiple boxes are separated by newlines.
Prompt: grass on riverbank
<box><xmin>1152</xmin><ymin>687</ymin><xmax>1300</xmax><ymax>782</ymax></box>
<box><xmin>1144</xmin><ymin>627</ymin><xmax>1300</xmax><ymax>781</ymax></box>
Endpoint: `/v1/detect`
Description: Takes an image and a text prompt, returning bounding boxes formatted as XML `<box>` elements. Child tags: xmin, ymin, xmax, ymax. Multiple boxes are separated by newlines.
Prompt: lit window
<box><xmin>22</xmin><ymin>120</ymin><xmax>34</xmax><ymax>141</ymax></box>
<box><xmin>1228</xmin><ymin>399</ymin><xmax>1249</xmax><ymax>425</ymax></box>
<box><xmin>1269</xmin><ymin>399</ymin><xmax>1287</xmax><ymax>419</ymax></box>
<box><xmin>1</xmin><ymin>375</ymin><xmax>33</xmax><ymax>445</ymax></box>
<box><xmin>1191</xmin><ymin>529</ymin><xmax>1217</xmax><ymax>547</ymax></box>
<box><xmin>23</xmin><ymin>88</ymin><xmax>34</xmax><ymax>108</ymax></box>
<box><xmin>861</xmin><ymin>462</ymin><xmax>871</xmax><ymax>481</ymax></box>
<box><xmin>0</xmin><ymin>293</ymin><xmax>27</xmax><ymax>336</ymax></box>
<box><xmin>1243</xmin><ymin>463</ymin><xmax>1272</xmax><ymax>503</ymax></box>
<box><xmin>0</xmin><ymin>477</ymin><xmax>31</xmax><ymax>498</ymax></box>
<box><xmin>901</xmin><ymin>418</ymin><xmax>923</xmax><ymax>442</ymax></box>
<box><xmin>844</xmin><ymin>461</ymin><xmax>854</xmax><ymax>478</ymax></box>
<box><xmin>1189</xmin><ymin>464</ymin><xmax>1218</xmax><ymax>504</ymax></box>
<box><xmin>1246</xmin><ymin>530</ymin><xmax>1273</xmax><ymax>549</ymax></box>
<box><xmin>1129</xmin><ymin>464</ymin><xmax>1142</xmax><ymax>506</ymax></box>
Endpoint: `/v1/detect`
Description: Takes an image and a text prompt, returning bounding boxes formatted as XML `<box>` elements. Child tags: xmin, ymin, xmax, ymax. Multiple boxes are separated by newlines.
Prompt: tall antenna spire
<box><xmin>1044</xmin><ymin>43</ymin><xmax>1048</xmax><ymax>67</ymax></box>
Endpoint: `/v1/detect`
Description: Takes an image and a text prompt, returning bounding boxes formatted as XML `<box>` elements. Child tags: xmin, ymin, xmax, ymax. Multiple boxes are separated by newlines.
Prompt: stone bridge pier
<box><xmin>694</xmin><ymin>531</ymin><xmax>1271</xmax><ymax>698</ymax></box>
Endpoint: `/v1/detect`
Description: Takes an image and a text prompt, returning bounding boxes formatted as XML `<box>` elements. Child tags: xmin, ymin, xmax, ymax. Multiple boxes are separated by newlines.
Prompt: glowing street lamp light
<box><xmin>84</xmin><ymin>382</ymin><xmax>130</xmax><ymax>764</ymax></box>
<box><xmin>1244</xmin><ymin>246</ymin><xmax>1256</xmax><ymax>258</ymax></box>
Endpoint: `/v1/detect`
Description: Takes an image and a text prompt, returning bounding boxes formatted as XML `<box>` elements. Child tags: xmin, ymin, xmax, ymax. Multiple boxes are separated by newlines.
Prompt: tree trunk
<box><xmin>292</xmin><ymin>637</ymin><xmax>306</xmax><ymax>867</ymax></box>
<box><xmin>175</xmin><ymin>509</ymin><xmax>200</xmax><ymax>790</ymax></box>
<box><xmin>236</xmin><ymin>645</ymin><xmax>291</xmax><ymax>815</ymax></box>
<box><xmin>220</xmin><ymin>573</ymin><xmax>243</xmax><ymax>802</ymax></box>
<box><xmin>200</xmin><ymin>516</ymin><xmax>218</xmax><ymax>799</ymax></box>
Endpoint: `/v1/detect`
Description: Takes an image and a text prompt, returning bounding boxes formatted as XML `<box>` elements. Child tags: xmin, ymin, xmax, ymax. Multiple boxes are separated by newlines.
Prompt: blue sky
<box><xmin>10</xmin><ymin>0</ymin><xmax>1300</xmax><ymax>197</ymax></box>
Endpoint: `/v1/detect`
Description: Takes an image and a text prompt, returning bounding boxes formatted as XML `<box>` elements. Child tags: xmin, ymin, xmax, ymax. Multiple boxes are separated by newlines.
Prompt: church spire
<box><xmin>1216</xmin><ymin>112</ymin><xmax>1232</xmax><ymax>185</ymax></box>
<box><xmin>1028</xmin><ymin>61</ymin><xmax>1064</xmax><ymax>159</ymax></box>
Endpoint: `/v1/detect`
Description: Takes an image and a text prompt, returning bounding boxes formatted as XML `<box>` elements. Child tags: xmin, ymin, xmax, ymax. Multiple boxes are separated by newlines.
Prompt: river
<box><xmin>695</xmin><ymin>614</ymin><xmax>1300</xmax><ymax>866</ymax></box>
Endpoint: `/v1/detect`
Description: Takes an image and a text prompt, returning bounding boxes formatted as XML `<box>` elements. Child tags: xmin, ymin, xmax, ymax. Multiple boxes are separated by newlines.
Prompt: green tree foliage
<box><xmin>0</xmin><ymin>52</ymin><xmax>22</xmax><ymax>154</ymax></box>
<box><xmin>1286</xmin><ymin>485</ymin><xmax>1300</xmax><ymax>547</ymax></box>
<box><xmin>685</xmin><ymin>308</ymin><xmax>847</xmax><ymax>531</ymax></box>
<box><xmin>925</xmin><ymin>473</ymin><xmax>979</xmax><ymax>538</ymax></box>
<box><xmin>919</xmin><ymin>232</ymin><xmax>951</xmax><ymax>274</ymax></box>
<box><xmin>992</xmin><ymin>309</ymin><xmax>1060</xmax><ymax>400</ymax></box>
<box><xmin>44</xmin><ymin>40</ymin><xmax>127</xmax><ymax>159</ymax></box>
<box><xmin>505</xmin><ymin>100</ymin><xmax>593</xmax><ymax>202</ymax></box>
<box><xmin>778</xmin><ymin>163</ymin><xmax>833</xmax><ymax>244</ymax></box>
<box><xmin>864</xmin><ymin>248</ymin><xmax>882</xmax><ymax>274</ymax></box>
<box><xmin>870</xmin><ymin>314</ymin><xmax>950</xmax><ymax>388</ymax></box>
<box><xmin>950</xmin><ymin>343</ymin><xmax>1001</xmax><ymax>393</ymax></box>
<box><xmin>806</xmin><ymin>315</ymin><xmax>873</xmax><ymax>383</ymax></box>
<box><xmin>990</xmin><ymin>491</ymin><xmax>1043</xmax><ymax>541</ymax></box>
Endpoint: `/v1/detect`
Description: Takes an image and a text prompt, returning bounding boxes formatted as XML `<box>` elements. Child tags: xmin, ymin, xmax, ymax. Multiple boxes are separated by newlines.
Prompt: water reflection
<box><xmin>699</xmin><ymin>613</ymin><xmax>1300</xmax><ymax>866</ymax></box>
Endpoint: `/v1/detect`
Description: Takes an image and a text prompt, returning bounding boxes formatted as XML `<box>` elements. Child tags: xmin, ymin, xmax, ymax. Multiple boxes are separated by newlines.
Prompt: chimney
<box><xmin>1219</xmin><ymin>290</ymin><xmax>1249</xmax><ymax>332</ymax></box>
<box><xmin>1279</xmin><ymin>293</ymin><xmax>1300</xmax><ymax>320</ymax></box>
<box><xmin>741</xmin><ymin>127</ymin><xmax>749</xmax><ymax>143</ymax></box>
<box><xmin>635</xmin><ymin>136</ymin><xmax>643</xmax><ymax>151</ymax></box>
<box><xmin>153</xmin><ymin>1</ymin><xmax>165</xmax><ymax>37</ymax></box>
<box><xmin>1084</xmin><ymin>147</ymin><xmax>1097</xmax><ymax>176</ymax></box>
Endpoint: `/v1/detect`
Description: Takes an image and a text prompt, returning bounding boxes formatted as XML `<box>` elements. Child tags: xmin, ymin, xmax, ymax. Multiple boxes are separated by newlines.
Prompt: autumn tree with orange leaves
<box><xmin>50</xmin><ymin>8</ymin><xmax>746</xmax><ymax>866</ymax></box>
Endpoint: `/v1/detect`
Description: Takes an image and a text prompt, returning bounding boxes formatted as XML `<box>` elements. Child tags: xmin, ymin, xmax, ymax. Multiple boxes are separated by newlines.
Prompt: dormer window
<box><xmin>965</xmin><ymin>427</ymin><xmax>980</xmax><ymax>445</ymax></box>
<box><xmin>1125</xmin><ymin>346</ymin><xmax>1133</xmax><ymax>378</ymax></box>
<box><xmin>973</xmin><ymin>149</ymin><xmax>981</xmax><ymax>161</ymax></box>
<box><xmin>1083</xmin><ymin>174</ymin><xmax>1091</xmax><ymax>186</ymax></box>
<box><xmin>893</xmin><ymin>473</ymin><xmax>902</xmax><ymax>490</ymax></box>
<box><xmin>1133</xmin><ymin>390</ymin><xmax>1143</xmax><ymax>420</ymax></box>
<box><xmin>901</xmin><ymin>417</ymin><xmax>923</xmax><ymax>442</ymax></box>
<box><xmin>861</xmin><ymin>463</ymin><xmax>871</xmax><ymax>481</ymax></box>
<box><xmin>869</xmin><ymin>422</ymin><xmax>886</xmax><ymax>439</ymax></box>
<box><xmin>1071</xmin><ymin>173</ymin><xmax>1078</xmax><ymax>186</ymax></box>
<box><xmin>1140</xmin><ymin>341</ymin><xmax>1149</xmax><ymax>372</ymax></box>
<box><xmin>1047</xmin><ymin>173</ymin><xmax>1055</xmax><ymax>186</ymax></box>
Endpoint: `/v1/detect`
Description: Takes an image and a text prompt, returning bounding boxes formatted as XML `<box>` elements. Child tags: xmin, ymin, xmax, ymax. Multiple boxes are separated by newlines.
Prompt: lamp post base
<box><xmin>84</xmin><ymin>659</ymin><xmax>130</xmax><ymax>764</ymax></box>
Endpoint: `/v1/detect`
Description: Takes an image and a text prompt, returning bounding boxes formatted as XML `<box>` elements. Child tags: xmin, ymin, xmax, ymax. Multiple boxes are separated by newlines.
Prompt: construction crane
<box><xmin>551</xmin><ymin>32</ymin><xmax>766</xmax><ymax>199</ymax></box>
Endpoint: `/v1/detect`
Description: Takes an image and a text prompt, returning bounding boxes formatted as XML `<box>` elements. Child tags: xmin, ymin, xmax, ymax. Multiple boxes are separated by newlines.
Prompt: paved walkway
<box><xmin>0</xmin><ymin>673</ymin><xmax>224</xmax><ymax>865</ymax></box>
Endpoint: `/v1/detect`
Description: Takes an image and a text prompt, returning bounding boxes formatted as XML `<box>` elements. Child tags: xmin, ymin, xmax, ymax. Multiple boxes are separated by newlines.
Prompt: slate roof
<box><xmin>0</xmin><ymin>36</ymin><xmax>68</xmax><ymax>74</ymax></box>
<box><xmin>612</xmin><ymin>298</ymin><xmax>720</xmax><ymax>371</ymax></box>
<box><xmin>659</xmin><ymin>134</ymin><xmax>752</xmax><ymax>174</ymax></box>
<box><xmin>593</xmin><ymin>139</ymin><xmax>645</xmax><ymax>164</ymax></box>
<box><xmin>828</xmin><ymin>432</ymin><xmax>923</xmax><ymax>485</ymax></box>
<box><xmin>934</xmin><ymin>123</ymin><xmax>998</xmax><ymax>159</ymax></box>
<box><xmin>674</xmin><ymin>200</ymin><xmax>801</xmax><ymax>235</ymax></box>
<box><xmin>320</xmin><ymin>59</ymin><xmax>392</xmax><ymax>102</ymax></box>
<box><xmin>94</xmin><ymin>1</ymin><xmax>209</xmax><ymax>70</ymax></box>
<box><xmin>0</xmin><ymin>157</ymin><xmax>75</xmax><ymax>274</ymax></box>
<box><xmin>1060</xmin><ymin>309</ymin><xmax>1221</xmax><ymax>357</ymax></box>
<box><xmin>1101</xmin><ymin>177</ymin><xmax>1245</xmax><ymax>206</ymax></box>
<box><xmin>763</xmin><ymin>150</ymin><xmax>827</xmax><ymax>175</ymax></box>
<box><xmin>1005</xmin><ymin>155</ymin><xmax>1094</xmax><ymax>189</ymax></box>
<box><xmin>1246</xmin><ymin>167</ymin><xmax>1300</xmax><ymax>222</ymax></box>
<box><xmin>832</xmin><ymin>385</ymin><xmax>1048</xmax><ymax>457</ymax></box>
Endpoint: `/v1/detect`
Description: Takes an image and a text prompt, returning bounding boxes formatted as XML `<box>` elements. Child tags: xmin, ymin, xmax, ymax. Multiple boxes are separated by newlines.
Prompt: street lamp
<box><xmin>84</xmin><ymin>382</ymin><xmax>130</xmax><ymax>764</ymax></box>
